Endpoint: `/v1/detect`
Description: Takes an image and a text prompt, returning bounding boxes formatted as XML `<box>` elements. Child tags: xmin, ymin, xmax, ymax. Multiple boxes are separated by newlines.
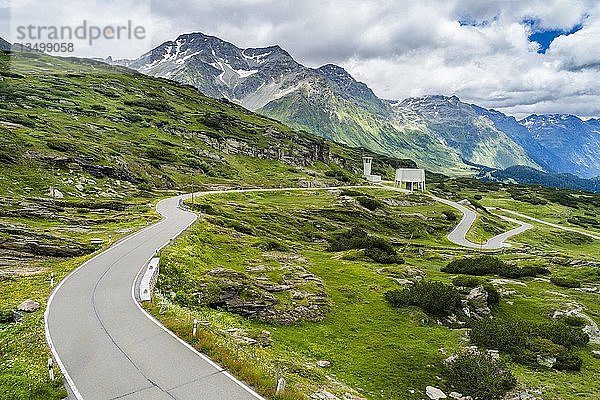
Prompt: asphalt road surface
<box><xmin>46</xmin><ymin>186</ymin><xmax>536</xmax><ymax>400</ymax></box>
<box><xmin>45</xmin><ymin>194</ymin><xmax>266</xmax><ymax>400</ymax></box>
<box><xmin>496</xmin><ymin>208</ymin><xmax>600</xmax><ymax>241</ymax></box>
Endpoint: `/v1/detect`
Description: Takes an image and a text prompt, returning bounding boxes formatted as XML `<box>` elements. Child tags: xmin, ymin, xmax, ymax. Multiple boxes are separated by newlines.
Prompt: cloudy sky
<box><xmin>3</xmin><ymin>0</ymin><xmax>600</xmax><ymax>118</ymax></box>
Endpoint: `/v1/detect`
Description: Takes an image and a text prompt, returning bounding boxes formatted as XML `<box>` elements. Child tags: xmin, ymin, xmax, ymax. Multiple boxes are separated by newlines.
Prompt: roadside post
<box><xmin>50</xmin><ymin>272</ymin><xmax>54</xmax><ymax>288</ymax></box>
<box><xmin>192</xmin><ymin>319</ymin><xmax>198</xmax><ymax>336</ymax></box>
<box><xmin>276</xmin><ymin>377</ymin><xmax>285</xmax><ymax>394</ymax></box>
<box><xmin>48</xmin><ymin>358</ymin><xmax>54</xmax><ymax>381</ymax></box>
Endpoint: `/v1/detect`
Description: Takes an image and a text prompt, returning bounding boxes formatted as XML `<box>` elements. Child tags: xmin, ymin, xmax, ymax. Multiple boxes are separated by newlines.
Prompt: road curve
<box><xmin>382</xmin><ymin>185</ymin><xmax>532</xmax><ymax>249</ymax></box>
<box><xmin>495</xmin><ymin>208</ymin><xmax>600</xmax><ymax>241</ymax></box>
<box><xmin>45</xmin><ymin>194</ymin><xmax>266</xmax><ymax>400</ymax></box>
<box><xmin>46</xmin><ymin>186</ymin><xmax>532</xmax><ymax>400</ymax></box>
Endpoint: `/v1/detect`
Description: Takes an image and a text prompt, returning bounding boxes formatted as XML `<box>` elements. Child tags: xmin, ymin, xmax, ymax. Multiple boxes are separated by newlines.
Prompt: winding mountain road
<box><xmin>494</xmin><ymin>208</ymin><xmax>600</xmax><ymax>241</ymax></box>
<box><xmin>45</xmin><ymin>185</ymin><xmax>536</xmax><ymax>400</ymax></box>
<box><xmin>45</xmin><ymin>195</ymin><xmax>266</xmax><ymax>400</ymax></box>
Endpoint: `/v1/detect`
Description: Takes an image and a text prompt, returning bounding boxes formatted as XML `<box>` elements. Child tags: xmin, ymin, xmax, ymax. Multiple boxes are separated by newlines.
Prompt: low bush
<box><xmin>443</xmin><ymin>256</ymin><xmax>507</xmax><ymax>276</ymax></box>
<box><xmin>385</xmin><ymin>281</ymin><xmax>462</xmax><ymax>316</ymax></box>
<box><xmin>452</xmin><ymin>275</ymin><xmax>482</xmax><ymax>287</ymax></box>
<box><xmin>257</xmin><ymin>238</ymin><xmax>289</xmax><ymax>252</ymax></box>
<box><xmin>0</xmin><ymin>309</ymin><xmax>14</xmax><ymax>324</ymax></box>
<box><xmin>46</xmin><ymin>138</ymin><xmax>77</xmax><ymax>152</ymax></box>
<box><xmin>557</xmin><ymin>314</ymin><xmax>587</xmax><ymax>327</ymax></box>
<box><xmin>442</xmin><ymin>210</ymin><xmax>458</xmax><ymax>221</ymax></box>
<box><xmin>470</xmin><ymin>318</ymin><xmax>588</xmax><ymax>370</ymax></box>
<box><xmin>324</xmin><ymin>168</ymin><xmax>354</xmax><ymax>183</ymax></box>
<box><xmin>483</xmin><ymin>284</ymin><xmax>501</xmax><ymax>307</ymax></box>
<box><xmin>145</xmin><ymin>146</ymin><xmax>176</xmax><ymax>162</ymax></box>
<box><xmin>445</xmin><ymin>352</ymin><xmax>517</xmax><ymax>400</ymax></box>
<box><xmin>340</xmin><ymin>189</ymin><xmax>368</xmax><ymax>197</ymax></box>
<box><xmin>442</xmin><ymin>256</ymin><xmax>549</xmax><ymax>278</ymax></box>
<box><xmin>550</xmin><ymin>276</ymin><xmax>581</xmax><ymax>288</ymax></box>
<box><xmin>356</xmin><ymin>196</ymin><xmax>382</xmax><ymax>211</ymax></box>
<box><xmin>364</xmin><ymin>248</ymin><xmax>404</xmax><ymax>264</ymax></box>
<box><xmin>124</xmin><ymin>99</ymin><xmax>174</xmax><ymax>112</ymax></box>
<box><xmin>555</xmin><ymin>350</ymin><xmax>583</xmax><ymax>371</ymax></box>
<box><xmin>328</xmin><ymin>228</ymin><xmax>400</xmax><ymax>264</ymax></box>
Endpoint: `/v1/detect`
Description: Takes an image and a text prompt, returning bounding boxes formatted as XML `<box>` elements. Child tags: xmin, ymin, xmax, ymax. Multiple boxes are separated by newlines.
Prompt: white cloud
<box><xmin>3</xmin><ymin>0</ymin><xmax>600</xmax><ymax>118</ymax></box>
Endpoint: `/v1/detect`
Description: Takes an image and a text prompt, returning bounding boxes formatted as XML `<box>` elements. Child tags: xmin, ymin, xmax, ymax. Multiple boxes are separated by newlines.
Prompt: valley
<box><xmin>148</xmin><ymin>187</ymin><xmax>600</xmax><ymax>400</ymax></box>
<box><xmin>0</xmin><ymin>40</ymin><xmax>600</xmax><ymax>400</ymax></box>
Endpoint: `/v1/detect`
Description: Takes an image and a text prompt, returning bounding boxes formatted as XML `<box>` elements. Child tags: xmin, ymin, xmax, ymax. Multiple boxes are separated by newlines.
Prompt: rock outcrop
<box><xmin>17</xmin><ymin>299</ymin><xmax>40</xmax><ymax>312</ymax></box>
<box><xmin>196</xmin><ymin>264</ymin><xmax>328</xmax><ymax>324</ymax></box>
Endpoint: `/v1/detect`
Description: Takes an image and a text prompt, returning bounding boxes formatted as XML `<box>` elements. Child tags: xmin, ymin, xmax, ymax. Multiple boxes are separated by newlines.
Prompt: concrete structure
<box><xmin>139</xmin><ymin>257</ymin><xmax>160</xmax><ymax>302</ymax></box>
<box><xmin>394</xmin><ymin>168</ymin><xmax>426</xmax><ymax>191</ymax></box>
<box><xmin>362</xmin><ymin>156</ymin><xmax>373</xmax><ymax>177</ymax></box>
<box><xmin>362</xmin><ymin>156</ymin><xmax>381</xmax><ymax>183</ymax></box>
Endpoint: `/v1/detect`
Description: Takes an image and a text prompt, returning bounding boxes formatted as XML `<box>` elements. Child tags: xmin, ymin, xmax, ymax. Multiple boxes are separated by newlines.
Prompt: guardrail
<box><xmin>139</xmin><ymin>257</ymin><xmax>160</xmax><ymax>302</ymax></box>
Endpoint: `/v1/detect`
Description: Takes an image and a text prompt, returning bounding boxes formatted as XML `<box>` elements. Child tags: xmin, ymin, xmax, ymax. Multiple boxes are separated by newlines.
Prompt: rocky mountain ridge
<box><xmin>112</xmin><ymin>32</ymin><xmax>599</xmax><ymax>179</ymax></box>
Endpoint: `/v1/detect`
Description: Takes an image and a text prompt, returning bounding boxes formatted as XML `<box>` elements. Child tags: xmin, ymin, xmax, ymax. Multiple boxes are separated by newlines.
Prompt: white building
<box><xmin>362</xmin><ymin>157</ymin><xmax>381</xmax><ymax>183</ymax></box>
<box><xmin>394</xmin><ymin>168</ymin><xmax>426</xmax><ymax>191</ymax></box>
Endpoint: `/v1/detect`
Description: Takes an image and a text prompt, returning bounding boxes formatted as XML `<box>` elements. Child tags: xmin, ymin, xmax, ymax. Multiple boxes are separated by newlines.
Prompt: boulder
<box><xmin>463</xmin><ymin>286</ymin><xmax>491</xmax><ymax>319</ymax></box>
<box><xmin>17</xmin><ymin>299</ymin><xmax>40</xmax><ymax>312</ymax></box>
<box><xmin>426</xmin><ymin>386</ymin><xmax>447</xmax><ymax>399</ymax></box>
<box><xmin>256</xmin><ymin>330</ymin><xmax>273</xmax><ymax>347</ymax></box>
<box><xmin>48</xmin><ymin>188</ymin><xmax>64</xmax><ymax>198</ymax></box>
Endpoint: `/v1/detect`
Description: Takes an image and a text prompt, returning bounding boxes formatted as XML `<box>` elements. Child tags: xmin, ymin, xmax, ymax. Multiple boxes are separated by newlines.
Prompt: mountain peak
<box><xmin>317</xmin><ymin>63</ymin><xmax>350</xmax><ymax>74</ymax></box>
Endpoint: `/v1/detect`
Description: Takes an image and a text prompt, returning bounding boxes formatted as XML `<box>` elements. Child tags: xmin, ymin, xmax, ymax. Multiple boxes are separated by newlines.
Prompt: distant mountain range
<box><xmin>478</xmin><ymin>166</ymin><xmax>600</xmax><ymax>193</ymax></box>
<box><xmin>108</xmin><ymin>32</ymin><xmax>599</xmax><ymax>181</ymax></box>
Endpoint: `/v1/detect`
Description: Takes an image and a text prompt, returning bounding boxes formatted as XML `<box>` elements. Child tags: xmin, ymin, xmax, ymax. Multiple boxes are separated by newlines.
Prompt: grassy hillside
<box><xmin>259</xmin><ymin>84</ymin><xmax>473</xmax><ymax>176</ymax></box>
<box><xmin>150</xmin><ymin>187</ymin><xmax>600</xmax><ymax>400</ymax></box>
<box><xmin>2</xmin><ymin>49</ymin><xmax>600</xmax><ymax>400</ymax></box>
<box><xmin>0</xmin><ymin>50</ymin><xmax>416</xmax><ymax>399</ymax></box>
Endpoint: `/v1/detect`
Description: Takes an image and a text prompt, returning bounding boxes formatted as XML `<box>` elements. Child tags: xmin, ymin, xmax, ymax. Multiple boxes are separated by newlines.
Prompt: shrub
<box><xmin>257</xmin><ymin>239</ymin><xmax>289</xmax><ymax>252</ymax></box>
<box><xmin>452</xmin><ymin>275</ymin><xmax>482</xmax><ymax>287</ymax></box>
<box><xmin>443</xmin><ymin>256</ymin><xmax>547</xmax><ymax>278</ymax></box>
<box><xmin>46</xmin><ymin>138</ymin><xmax>77</xmax><ymax>152</ymax></box>
<box><xmin>324</xmin><ymin>168</ymin><xmax>353</xmax><ymax>183</ymax></box>
<box><xmin>557</xmin><ymin>315</ymin><xmax>587</xmax><ymax>327</ymax></box>
<box><xmin>385</xmin><ymin>281</ymin><xmax>462</xmax><ymax>316</ymax></box>
<box><xmin>0</xmin><ymin>309</ymin><xmax>14</xmax><ymax>324</ymax></box>
<box><xmin>364</xmin><ymin>248</ymin><xmax>404</xmax><ymax>264</ymax></box>
<box><xmin>340</xmin><ymin>189</ymin><xmax>367</xmax><ymax>197</ymax></box>
<box><xmin>145</xmin><ymin>146</ymin><xmax>176</xmax><ymax>162</ymax></box>
<box><xmin>555</xmin><ymin>350</ymin><xmax>583</xmax><ymax>371</ymax></box>
<box><xmin>223</xmin><ymin>220</ymin><xmax>254</xmax><ymax>235</ymax></box>
<box><xmin>356</xmin><ymin>196</ymin><xmax>382</xmax><ymax>211</ymax></box>
<box><xmin>327</xmin><ymin>228</ymin><xmax>399</xmax><ymax>264</ymax></box>
<box><xmin>442</xmin><ymin>255</ymin><xmax>507</xmax><ymax>276</ymax></box>
<box><xmin>470</xmin><ymin>318</ymin><xmax>589</xmax><ymax>370</ymax></box>
<box><xmin>534</xmin><ymin>321</ymin><xmax>589</xmax><ymax>347</ymax></box>
<box><xmin>442</xmin><ymin>210</ymin><xmax>458</xmax><ymax>221</ymax></box>
<box><xmin>551</xmin><ymin>276</ymin><xmax>581</xmax><ymax>288</ymax></box>
<box><xmin>445</xmin><ymin>352</ymin><xmax>517</xmax><ymax>400</ymax></box>
<box><xmin>470</xmin><ymin>319</ymin><xmax>530</xmax><ymax>353</ymax></box>
<box><xmin>124</xmin><ymin>99</ymin><xmax>174</xmax><ymax>112</ymax></box>
<box><xmin>483</xmin><ymin>284</ymin><xmax>501</xmax><ymax>307</ymax></box>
